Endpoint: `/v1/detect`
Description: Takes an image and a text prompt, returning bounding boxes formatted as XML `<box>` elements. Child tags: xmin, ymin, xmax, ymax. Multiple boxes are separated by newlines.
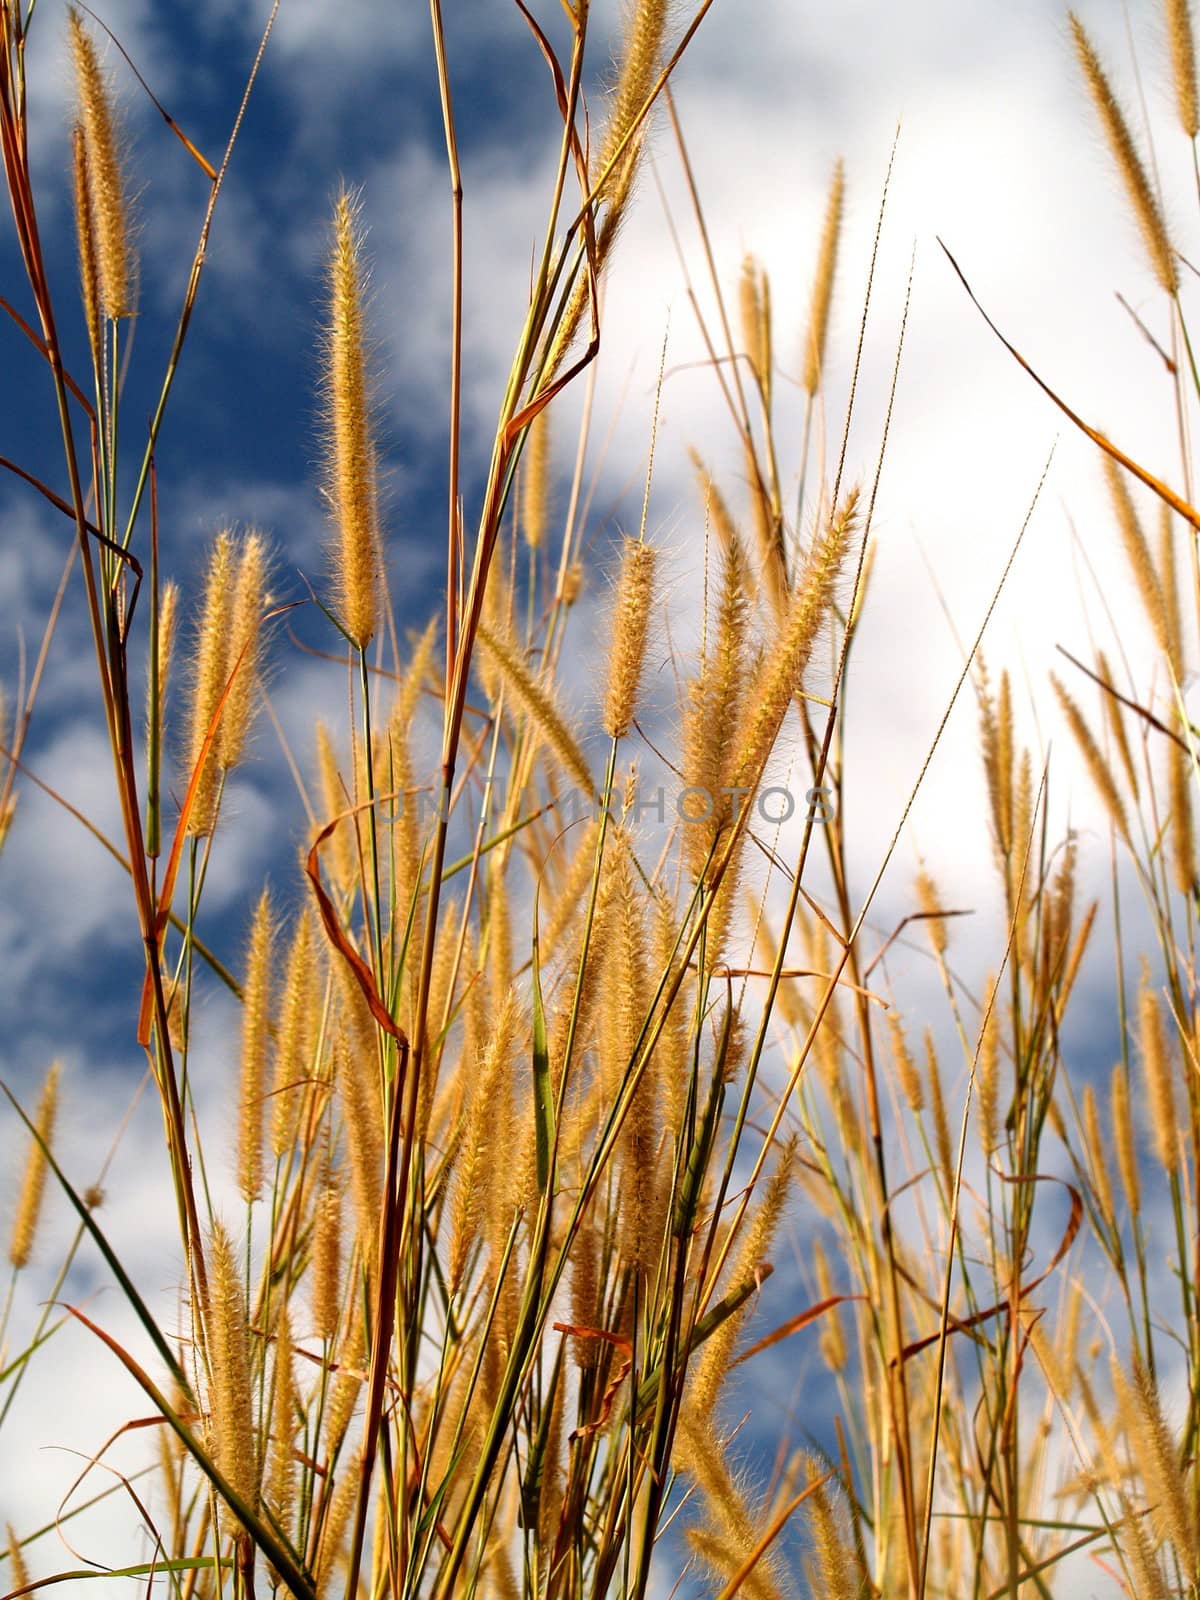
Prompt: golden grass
<box><xmin>5</xmin><ymin>4</ymin><xmax>1200</xmax><ymax>1598</ymax></box>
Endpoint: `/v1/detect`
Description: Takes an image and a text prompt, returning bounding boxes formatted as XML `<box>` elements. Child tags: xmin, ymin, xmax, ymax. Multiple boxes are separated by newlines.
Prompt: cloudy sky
<box><xmin>0</xmin><ymin>0</ymin><xmax>1192</xmax><ymax>1592</ymax></box>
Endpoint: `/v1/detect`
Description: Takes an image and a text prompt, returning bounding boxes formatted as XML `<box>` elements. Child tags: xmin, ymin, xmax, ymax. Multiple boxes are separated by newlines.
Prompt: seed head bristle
<box><xmin>1070</xmin><ymin>13</ymin><xmax>1178</xmax><ymax>293</ymax></box>
<box><xmin>6</xmin><ymin>1524</ymin><xmax>30</xmax><ymax>1593</ymax></box>
<box><xmin>1095</xmin><ymin>650</ymin><xmax>1140</xmax><ymax>803</ymax></box>
<box><xmin>185</xmin><ymin>530</ymin><xmax>235</xmax><ymax>837</ymax></box>
<box><xmin>67</xmin><ymin>9</ymin><xmax>133</xmax><ymax>319</ymax></box>
<box><xmin>324</xmin><ymin>187</ymin><xmax>379</xmax><ymax>649</ymax></box>
<box><xmin>237</xmin><ymin>888</ymin><xmax>274</xmax><ymax>1203</ymax></box>
<box><xmin>333</xmin><ymin>1028</ymin><xmax>384</xmax><ymax>1288</ymax></box>
<box><xmin>804</xmin><ymin>159</ymin><xmax>844</xmax><ymax>396</ymax></box>
<box><xmin>1083</xmin><ymin>1082</ymin><xmax>1116</xmax><ymax>1229</ymax></box>
<box><xmin>977</xmin><ymin>975</ymin><xmax>1001</xmax><ymax>1156</ymax></box>
<box><xmin>804</xmin><ymin>1464</ymin><xmax>859</xmax><ymax>1600</ymax></box>
<box><xmin>925</xmin><ymin>1029</ymin><xmax>954</xmax><ymax>1198</ymax></box>
<box><xmin>149</xmin><ymin>579</ymin><xmax>179</xmax><ymax>741</ymax></box>
<box><xmin>1167</xmin><ymin>0</ymin><xmax>1199</xmax><ymax>137</ymax></box>
<box><xmin>311</xmin><ymin>1153</ymin><xmax>343</xmax><ymax>1343</ymax></box>
<box><xmin>521</xmin><ymin>406</ymin><xmax>551</xmax><ymax>551</ymax></box>
<box><xmin>602</xmin><ymin>537</ymin><xmax>657</xmax><ymax>739</ymax></box>
<box><xmin>687</xmin><ymin>1136</ymin><xmax>796</xmax><ymax>1423</ymax></box>
<box><xmin>1103</xmin><ymin>457</ymin><xmax>1171</xmax><ymax>659</ymax></box>
<box><xmin>689</xmin><ymin>450</ymin><xmax>745</xmax><ymax>559</ymax></box>
<box><xmin>725</xmin><ymin>487</ymin><xmax>858</xmax><ymax>799</ymax></box>
<box><xmin>1136</xmin><ymin>965</ymin><xmax>1179</xmax><ymax>1174</ymax></box>
<box><xmin>888</xmin><ymin>1012</ymin><xmax>924</xmax><ymax>1114</ymax></box>
<box><xmin>315</xmin><ymin>721</ymin><xmax>358</xmax><ymax>901</ymax></box>
<box><xmin>739</xmin><ymin>254</ymin><xmax>772</xmax><ymax>404</ymax></box>
<box><xmin>218</xmin><ymin>533</ymin><xmax>268</xmax><ymax>770</ymax></box>
<box><xmin>1169</xmin><ymin>738</ymin><xmax>1196</xmax><ymax>895</ymax></box>
<box><xmin>1111</xmin><ymin>1062</ymin><xmax>1141</xmax><ymax>1216</ymax></box>
<box><xmin>544</xmin><ymin>0</ymin><xmax>668</xmax><ymax>377</ymax></box>
<box><xmin>812</xmin><ymin>1237</ymin><xmax>847</xmax><ymax>1372</ymax></box>
<box><xmin>1158</xmin><ymin>503</ymin><xmax>1184</xmax><ymax>679</ymax></box>
<box><xmin>476</xmin><ymin>622</ymin><xmax>592</xmax><ymax>793</ymax></box>
<box><xmin>9</xmin><ymin>1061</ymin><xmax>60</xmax><ymax>1269</ymax></box>
<box><xmin>1051</xmin><ymin>673</ymin><xmax>1130</xmax><ymax>843</ymax></box>
<box><xmin>915</xmin><ymin>867</ymin><xmax>948</xmax><ymax>955</ymax></box>
<box><xmin>271</xmin><ymin>911</ymin><xmax>318</xmax><ymax>1159</ymax></box>
<box><xmin>449</xmin><ymin>986</ymin><xmax>521</xmax><ymax>1290</ymax></box>
<box><xmin>266</xmin><ymin>1306</ymin><xmax>297</xmax><ymax>1545</ymax></box>
<box><xmin>1119</xmin><ymin>1353</ymin><xmax>1196</xmax><ymax>1567</ymax></box>
<box><xmin>70</xmin><ymin>125</ymin><xmax>102</xmax><ymax>372</ymax></box>
<box><xmin>204</xmin><ymin>1220</ymin><xmax>259</xmax><ymax>1533</ymax></box>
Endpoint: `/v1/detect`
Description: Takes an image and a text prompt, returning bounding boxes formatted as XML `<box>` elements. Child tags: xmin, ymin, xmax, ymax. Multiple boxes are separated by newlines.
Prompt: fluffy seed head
<box><xmin>1111</xmin><ymin>1062</ymin><xmax>1141</xmax><ymax>1215</ymax></box>
<box><xmin>1137</xmin><ymin>966</ymin><xmax>1179</xmax><ymax>1174</ymax></box>
<box><xmin>477</xmin><ymin>622</ymin><xmax>592</xmax><ymax>793</ymax></box>
<box><xmin>725</xmin><ymin>488</ymin><xmax>858</xmax><ymax>799</ymax></box>
<box><xmin>1051</xmin><ymin>673</ymin><xmax>1129</xmax><ymax>843</ymax></box>
<box><xmin>70</xmin><ymin>125</ymin><xmax>102</xmax><ymax>371</ymax></box>
<box><xmin>1167</xmin><ymin>0</ymin><xmax>1199</xmax><ymax>137</ymax></box>
<box><xmin>602</xmin><ymin>538</ymin><xmax>657</xmax><ymax>738</ymax></box>
<box><xmin>219</xmin><ymin>534</ymin><xmax>269</xmax><ymax>770</ymax></box>
<box><xmin>521</xmin><ymin>406</ymin><xmax>551</xmax><ymax>551</ymax></box>
<box><xmin>67</xmin><ymin>9</ymin><xmax>133</xmax><ymax>319</ymax></box>
<box><xmin>9</xmin><ymin>1061</ymin><xmax>60</xmax><ymax>1269</ymax></box>
<box><xmin>204</xmin><ymin>1221</ymin><xmax>259</xmax><ymax>1531</ymax></box>
<box><xmin>185</xmin><ymin>531</ymin><xmax>235</xmax><ymax>837</ymax></box>
<box><xmin>237</xmin><ymin>888</ymin><xmax>274</xmax><ymax>1202</ymax></box>
<box><xmin>804</xmin><ymin>160</ymin><xmax>844</xmax><ymax>395</ymax></box>
<box><xmin>324</xmin><ymin>187</ymin><xmax>379</xmax><ymax>648</ymax></box>
<box><xmin>1070</xmin><ymin>13</ymin><xmax>1178</xmax><ymax>293</ymax></box>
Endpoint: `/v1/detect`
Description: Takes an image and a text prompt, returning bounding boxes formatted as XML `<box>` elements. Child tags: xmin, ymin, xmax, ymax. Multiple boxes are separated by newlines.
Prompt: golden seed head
<box><xmin>602</xmin><ymin>537</ymin><xmax>657</xmax><ymax>739</ymax></box>
<box><xmin>1070</xmin><ymin>13</ymin><xmax>1178</xmax><ymax>293</ymax></box>
<box><xmin>185</xmin><ymin>531</ymin><xmax>235</xmax><ymax>837</ymax></box>
<box><xmin>812</xmin><ymin>1237</ymin><xmax>847</xmax><ymax>1373</ymax></box>
<box><xmin>311</xmin><ymin>1174</ymin><xmax>342</xmax><ymax>1343</ymax></box>
<box><xmin>67</xmin><ymin>9</ymin><xmax>134</xmax><ymax>319</ymax></box>
<box><xmin>9</xmin><ymin>1061</ymin><xmax>60</xmax><ymax>1269</ymax></box>
<box><xmin>1050</xmin><ymin>673</ymin><xmax>1129</xmax><ymax>843</ymax></box>
<box><xmin>738</xmin><ymin>254</ymin><xmax>772</xmax><ymax>402</ymax></box>
<box><xmin>324</xmin><ymin>186</ymin><xmax>379</xmax><ymax>648</ymax></box>
<box><xmin>888</xmin><ymin>1013</ymin><xmax>924</xmax><ymax>1114</ymax></box>
<box><xmin>804</xmin><ymin>159</ymin><xmax>844</xmax><ymax>396</ymax></box>
<box><xmin>237</xmin><ymin>888</ymin><xmax>274</xmax><ymax>1202</ymax></box>
<box><xmin>1103</xmin><ymin>457</ymin><xmax>1171</xmax><ymax>660</ymax></box>
<box><xmin>726</xmin><ymin>487</ymin><xmax>858</xmax><ymax>799</ymax></box>
<box><xmin>476</xmin><ymin>622</ymin><xmax>592</xmax><ymax>793</ymax></box>
<box><xmin>218</xmin><ymin>533</ymin><xmax>269</xmax><ymax>771</ymax></box>
<box><xmin>70</xmin><ymin>124</ymin><xmax>102</xmax><ymax>372</ymax></box>
<box><xmin>521</xmin><ymin>405</ymin><xmax>552</xmax><ymax>551</ymax></box>
<box><xmin>1137</xmin><ymin>966</ymin><xmax>1179</xmax><ymax>1174</ymax></box>
<box><xmin>5</xmin><ymin>1525</ymin><xmax>29</xmax><ymax>1594</ymax></box>
<box><xmin>915</xmin><ymin>867</ymin><xmax>947</xmax><ymax>956</ymax></box>
<box><xmin>1111</xmin><ymin>1062</ymin><xmax>1141</xmax><ymax>1216</ymax></box>
<box><xmin>204</xmin><ymin>1220</ymin><xmax>259</xmax><ymax>1530</ymax></box>
<box><xmin>1167</xmin><ymin>0</ymin><xmax>1199</xmax><ymax>137</ymax></box>
<box><xmin>148</xmin><ymin>579</ymin><xmax>179</xmax><ymax>739</ymax></box>
<box><xmin>271</xmin><ymin>910</ymin><xmax>318</xmax><ymax>1160</ymax></box>
<box><xmin>1083</xmin><ymin>1082</ymin><xmax>1116</xmax><ymax>1229</ymax></box>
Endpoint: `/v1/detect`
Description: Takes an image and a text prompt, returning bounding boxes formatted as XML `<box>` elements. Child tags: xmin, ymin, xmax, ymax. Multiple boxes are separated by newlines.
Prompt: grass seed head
<box><xmin>1070</xmin><ymin>13</ymin><xmax>1178</xmax><ymax>293</ymax></box>
<box><xmin>237</xmin><ymin>888</ymin><xmax>274</xmax><ymax>1202</ymax></box>
<box><xmin>324</xmin><ymin>186</ymin><xmax>379</xmax><ymax>649</ymax></box>
<box><xmin>804</xmin><ymin>159</ymin><xmax>844</xmax><ymax>396</ymax></box>
<box><xmin>67</xmin><ymin>9</ymin><xmax>134</xmax><ymax>319</ymax></box>
<box><xmin>602</xmin><ymin>537</ymin><xmax>657</xmax><ymax>739</ymax></box>
<box><xmin>9</xmin><ymin>1060</ymin><xmax>60</xmax><ymax>1269</ymax></box>
<box><xmin>1167</xmin><ymin>0</ymin><xmax>1199</xmax><ymax>137</ymax></box>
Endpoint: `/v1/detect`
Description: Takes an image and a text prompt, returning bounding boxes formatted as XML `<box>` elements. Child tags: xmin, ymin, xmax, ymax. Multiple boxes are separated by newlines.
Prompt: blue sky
<box><xmin>0</xmin><ymin>0</ymin><xmax>1194</xmax><ymax>1592</ymax></box>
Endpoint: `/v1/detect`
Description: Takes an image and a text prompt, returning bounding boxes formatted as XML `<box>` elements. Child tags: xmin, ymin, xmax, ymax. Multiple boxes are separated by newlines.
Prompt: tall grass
<box><xmin>2</xmin><ymin>1</ymin><xmax>1200</xmax><ymax>1598</ymax></box>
